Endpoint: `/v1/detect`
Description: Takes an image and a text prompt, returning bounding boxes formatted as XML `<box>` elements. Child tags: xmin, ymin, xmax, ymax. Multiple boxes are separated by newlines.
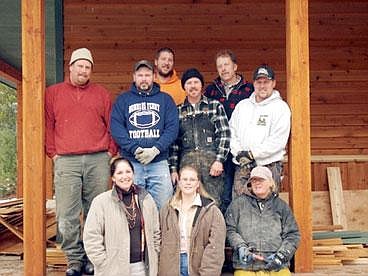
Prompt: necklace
<box><xmin>124</xmin><ymin>194</ymin><xmax>137</xmax><ymax>229</ymax></box>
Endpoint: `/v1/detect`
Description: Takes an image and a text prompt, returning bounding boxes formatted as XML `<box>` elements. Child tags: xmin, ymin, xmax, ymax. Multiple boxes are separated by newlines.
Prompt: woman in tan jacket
<box><xmin>159</xmin><ymin>165</ymin><xmax>226</xmax><ymax>276</ymax></box>
<box><xmin>83</xmin><ymin>157</ymin><xmax>160</xmax><ymax>276</ymax></box>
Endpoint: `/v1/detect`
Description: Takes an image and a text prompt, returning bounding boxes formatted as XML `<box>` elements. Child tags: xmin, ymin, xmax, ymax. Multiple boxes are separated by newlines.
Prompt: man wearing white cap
<box><xmin>229</xmin><ymin>64</ymin><xmax>291</xmax><ymax>196</ymax></box>
<box><xmin>45</xmin><ymin>48</ymin><xmax>117</xmax><ymax>276</ymax></box>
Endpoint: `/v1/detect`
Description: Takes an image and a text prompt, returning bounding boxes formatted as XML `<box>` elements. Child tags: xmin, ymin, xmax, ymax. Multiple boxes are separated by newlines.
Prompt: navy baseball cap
<box><xmin>253</xmin><ymin>65</ymin><xmax>275</xmax><ymax>80</ymax></box>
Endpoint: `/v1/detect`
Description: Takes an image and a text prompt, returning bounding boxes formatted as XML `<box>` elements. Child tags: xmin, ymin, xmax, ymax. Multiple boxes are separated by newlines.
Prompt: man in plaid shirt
<box><xmin>169</xmin><ymin>68</ymin><xmax>230</xmax><ymax>206</ymax></box>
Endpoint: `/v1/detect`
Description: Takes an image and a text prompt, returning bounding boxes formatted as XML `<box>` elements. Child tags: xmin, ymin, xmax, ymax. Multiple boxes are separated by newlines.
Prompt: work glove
<box><xmin>238</xmin><ymin>247</ymin><xmax>255</xmax><ymax>267</ymax></box>
<box><xmin>236</xmin><ymin>150</ymin><xmax>256</xmax><ymax>169</ymax></box>
<box><xmin>265</xmin><ymin>252</ymin><xmax>287</xmax><ymax>271</ymax></box>
<box><xmin>135</xmin><ymin>146</ymin><xmax>160</xmax><ymax>165</ymax></box>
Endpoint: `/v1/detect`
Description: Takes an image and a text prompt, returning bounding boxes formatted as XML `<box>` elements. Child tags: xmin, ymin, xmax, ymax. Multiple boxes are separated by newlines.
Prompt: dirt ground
<box><xmin>1</xmin><ymin>255</ymin><xmax>367</xmax><ymax>276</ymax></box>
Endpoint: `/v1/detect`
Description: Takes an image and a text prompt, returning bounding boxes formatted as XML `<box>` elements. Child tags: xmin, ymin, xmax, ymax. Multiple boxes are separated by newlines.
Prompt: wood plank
<box><xmin>313</xmin><ymin>238</ymin><xmax>343</xmax><ymax>246</ymax></box>
<box><xmin>313</xmin><ymin>231</ymin><xmax>365</xmax><ymax>240</ymax></box>
<box><xmin>64</xmin><ymin>3</ymin><xmax>284</xmax><ymax>16</ymax></box>
<box><xmin>310</xmin><ymin>155</ymin><xmax>368</xmax><ymax>162</ymax></box>
<box><xmin>21</xmin><ymin>0</ymin><xmax>46</xmax><ymax>275</ymax></box>
<box><xmin>0</xmin><ymin>58</ymin><xmax>22</xmax><ymax>82</ymax></box>
<box><xmin>313</xmin><ymin>225</ymin><xmax>343</xmax><ymax>232</ymax></box>
<box><xmin>311</xmin><ymin>115</ymin><xmax>368</xmax><ymax>127</ymax></box>
<box><xmin>312</xmin><ymin>126</ymin><xmax>368</xmax><ymax>138</ymax></box>
<box><xmin>342</xmin><ymin>258</ymin><xmax>368</xmax><ymax>265</ymax></box>
<box><xmin>313</xmin><ymin>245</ymin><xmax>348</xmax><ymax>252</ymax></box>
<box><xmin>327</xmin><ymin>167</ymin><xmax>348</xmax><ymax>230</ymax></box>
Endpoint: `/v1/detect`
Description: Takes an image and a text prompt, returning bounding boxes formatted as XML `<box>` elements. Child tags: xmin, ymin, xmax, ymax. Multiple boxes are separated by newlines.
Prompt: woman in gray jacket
<box><xmin>226</xmin><ymin>166</ymin><xmax>300</xmax><ymax>276</ymax></box>
<box><xmin>83</xmin><ymin>157</ymin><xmax>160</xmax><ymax>276</ymax></box>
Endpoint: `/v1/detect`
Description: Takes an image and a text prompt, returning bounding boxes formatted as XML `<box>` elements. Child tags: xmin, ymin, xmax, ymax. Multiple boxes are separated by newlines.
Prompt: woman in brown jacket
<box><xmin>159</xmin><ymin>165</ymin><xmax>226</xmax><ymax>276</ymax></box>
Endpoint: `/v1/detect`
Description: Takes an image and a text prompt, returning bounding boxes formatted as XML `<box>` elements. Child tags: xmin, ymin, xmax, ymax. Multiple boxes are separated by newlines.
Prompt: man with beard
<box><xmin>154</xmin><ymin>47</ymin><xmax>186</xmax><ymax>105</ymax></box>
<box><xmin>204</xmin><ymin>49</ymin><xmax>254</xmax><ymax>213</ymax></box>
<box><xmin>169</xmin><ymin>68</ymin><xmax>230</xmax><ymax>206</ymax></box>
<box><xmin>45</xmin><ymin>48</ymin><xmax>117</xmax><ymax>276</ymax></box>
<box><xmin>111</xmin><ymin>60</ymin><xmax>179</xmax><ymax>210</ymax></box>
<box><xmin>230</xmin><ymin>65</ymin><xmax>291</xmax><ymax>196</ymax></box>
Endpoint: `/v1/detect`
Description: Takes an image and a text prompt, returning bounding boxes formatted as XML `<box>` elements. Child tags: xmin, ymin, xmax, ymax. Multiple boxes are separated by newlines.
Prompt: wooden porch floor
<box><xmin>1</xmin><ymin>256</ymin><xmax>367</xmax><ymax>276</ymax></box>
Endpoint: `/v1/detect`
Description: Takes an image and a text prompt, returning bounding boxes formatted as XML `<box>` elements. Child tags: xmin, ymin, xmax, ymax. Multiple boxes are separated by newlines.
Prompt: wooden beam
<box><xmin>327</xmin><ymin>167</ymin><xmax>348</xmax><ymax>229</ymax></box>
<box><xmin>21</xmin><ymin>0</ymin><xmax>46</xmax><ymax>275</ymax></box>
<box><xmin>0</xmin><ymin>59</ymin><xmax>22</xmax><ymax>83</ymax></box>
<box><xmin>286</xmin><ymin>0</ymin><xmax>313</xmax><ymax>272</ymax></box>
<box><xmin>16</xmin><ymin>83</ymin><xmax>23</xmax><ymax>198</ymax></box>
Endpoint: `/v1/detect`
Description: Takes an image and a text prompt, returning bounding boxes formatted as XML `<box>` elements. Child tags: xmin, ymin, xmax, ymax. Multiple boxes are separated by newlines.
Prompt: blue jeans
<box><xmin>180</xmin><ymin>253</ymin><xmax>189</xmax><ymax>276</ymax></box>
<box><xmin>54</xmin><ymin>152</ymin><xmax>110</xmax><ymax>265</ymax></box>
<box><xmin>132</xmin><ymin>160</ymin><xmax>173</xmax><ymax>209</ymax></box>
<box><xmin>220</xmin><ymin>153</ymin><xmax>235</xmax><ymax>214</ymax></box>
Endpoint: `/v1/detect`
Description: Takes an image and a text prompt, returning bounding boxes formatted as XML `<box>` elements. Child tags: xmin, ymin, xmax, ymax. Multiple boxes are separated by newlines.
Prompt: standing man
<box><xmin>111</xmin><ymin>60</ymin><xmax>179</xmax><ymax>210</ymax></box>
<box><xmin>229</xmin><ymin>64</ymin><xmax>291</xmax><ymax>196</ymax></box>
<box><xmin>169</xmin><ymin>68</ymin><xmax>230</xmax><ymax>207</ymax></box>
<box><xmin>154</xmin><ymin>47</ymin><xmax>186</xmax><ymax>105</ymax></box>
<box><xmin>45</xmin><ymin>48</ymin><xmax>117</xmax><ymax>276</ymax></box>
<box><xmin>204</xmin><ymin>49</ymin><xmax>253</xmax><ymax>212</ymax></box>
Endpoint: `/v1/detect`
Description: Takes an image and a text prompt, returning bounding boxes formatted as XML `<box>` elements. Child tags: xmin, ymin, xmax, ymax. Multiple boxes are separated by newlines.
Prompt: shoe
<box><xmin>83</xmin><ymin>260</ymin><xmax>94</xmax><ymax>275</ymax></box>
<box><xmin>65</xmin><ymin>263</ymin><xmax>82</xmax><ymax>276</ymax></box>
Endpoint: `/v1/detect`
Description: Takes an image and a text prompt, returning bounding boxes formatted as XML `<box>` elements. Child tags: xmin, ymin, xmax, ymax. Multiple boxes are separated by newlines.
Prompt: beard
<box><xmin>137</xmin><ymin>82</ymin><xmax>152</xmax><ymax>91</ymax></box>
<box><xmin>157</xmin><ymin>68</ymin><xmax>174</xmax><ymax>78</ymax></box>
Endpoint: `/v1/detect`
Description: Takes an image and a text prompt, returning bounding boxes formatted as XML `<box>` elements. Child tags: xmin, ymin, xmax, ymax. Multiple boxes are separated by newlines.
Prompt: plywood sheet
<box><xmin>280</xmin><ymin>190</ymin><xmax>368</xmax><ymax>231</ymax></box>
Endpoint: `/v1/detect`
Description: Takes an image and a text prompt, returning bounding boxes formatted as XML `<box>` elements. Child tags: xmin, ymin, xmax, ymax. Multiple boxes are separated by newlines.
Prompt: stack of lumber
<box><xmin>0</xmin><ymin>199</ymin><xmax>24</xmax><ymax>255</ymax></box>
<box><xmin>313</xmin><ymin>231</ymin><xmax>368</xmax><ymax>266</ymax></box>
<box><xmin>46</xmin><ymin>246</ymin><xmax>67</xmax><ymax>267</ymax></box>
<box><xmin>0</xmin><ymin>198</ymin><xmax>57</xmax><ymax>256</ymax></box>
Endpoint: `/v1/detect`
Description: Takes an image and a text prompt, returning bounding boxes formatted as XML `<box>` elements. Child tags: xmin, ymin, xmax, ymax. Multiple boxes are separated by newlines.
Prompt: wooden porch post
<box><xmin>22</xmin><ymin>0</ymin><xmax>46</xmax><ymax>275</ymax></box>
<box><xmin>285</xmin><ymin>0</ymin><xmax>313</xmax><ymax>272</ymax></box>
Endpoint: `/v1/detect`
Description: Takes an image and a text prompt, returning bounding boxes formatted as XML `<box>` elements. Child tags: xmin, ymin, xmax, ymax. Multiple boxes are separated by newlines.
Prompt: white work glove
<box><xmin>135</xmin><ymin>147</ymin><xmax>160</xmax><ymax>165</ymax></box>
<box><xmin>134</xmin><ymin>147</ymin><xmax>144</xmax><ymax>156</ymax></box>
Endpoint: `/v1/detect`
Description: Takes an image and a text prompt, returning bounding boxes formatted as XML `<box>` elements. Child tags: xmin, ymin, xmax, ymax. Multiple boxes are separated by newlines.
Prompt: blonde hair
<box><xmin>171</xmin><ymin>165</ymin><xmax>213</xmax><ymax>205</ymax></box>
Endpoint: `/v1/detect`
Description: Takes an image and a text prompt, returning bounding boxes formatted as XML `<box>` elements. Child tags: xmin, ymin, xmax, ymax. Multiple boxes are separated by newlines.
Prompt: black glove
<box><xmin>265</xmin><ymin>251</ymin><xmax>287</xmax><ymax>271</ymax></box>
<box><xmin>236</xmin><ymin>150</ymin><xmax>256</xmax><ymax>168</ymax></box>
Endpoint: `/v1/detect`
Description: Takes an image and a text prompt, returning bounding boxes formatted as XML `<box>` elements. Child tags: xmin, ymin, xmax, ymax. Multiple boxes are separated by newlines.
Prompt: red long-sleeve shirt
<box><xmin>45</xmin><ymin>81</ymin><xmax>117</xmax><ymax>158</ymax></box>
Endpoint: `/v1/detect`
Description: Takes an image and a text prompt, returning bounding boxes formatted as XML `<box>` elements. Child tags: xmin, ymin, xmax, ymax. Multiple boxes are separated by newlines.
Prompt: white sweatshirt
<box><xmin>229</xmin><ymin>90</ymin><xmax>291</xmax><ymax>166</ymax></box>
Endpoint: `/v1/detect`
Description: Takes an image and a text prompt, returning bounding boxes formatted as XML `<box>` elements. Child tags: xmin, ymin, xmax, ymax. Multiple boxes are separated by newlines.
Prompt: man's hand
<box><xmin>134</xmin><ymin>147</ymin><xmax>144</xmax><ymax>157</ymax></box>
<box><xmin>238</xmin><ymin>247</ymin><xmax>254</xmax><ymax>267</ymax></box>
<box><xmin>171</xmin><ymin>172</ymin><xmax>179</xmax><ymax>186</ymax></box>
<box><xmin>209</xmin><ymin>161</ymin><xmax>223</xmax><ymax>177</ymax></box>
<box><xmin>135</xmin><ymin>147</ymin><xmax>160</xmax><ymax>165</ymax></box>
<box><xmin>236</xmin><ymin>150</ymin><xmax>255</xmax><ymax>167</ymax></box>
<box><xmin>265</xmin><ymin>252</ymin><xmax>287</xmax><ymax>271</ymax></box>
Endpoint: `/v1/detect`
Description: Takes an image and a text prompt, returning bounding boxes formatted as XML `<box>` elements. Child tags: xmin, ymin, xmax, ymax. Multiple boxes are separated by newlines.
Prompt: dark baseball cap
<box><xmin>253</xmin><ymin>65</ymin><xmax>275</xmax><ymax>80</ymax></box>
<box><xmin>134</xmin><ymin>60</ymin><xmax>154</xmax><ymax>72</ymax></box>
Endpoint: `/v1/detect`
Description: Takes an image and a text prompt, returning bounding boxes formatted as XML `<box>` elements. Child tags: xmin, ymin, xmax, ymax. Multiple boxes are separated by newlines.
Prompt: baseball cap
<box><xmin>134</xmin><ymin>60</ymin><xmax>154</xmax><ymax>72</ymax></box>
<box><xmin>253</xmin><ymin>65</ymin><xmax>275</xmax><ymax>80</ymax></box>
<box><xmin>69</xmin><ymin>48</ymin><xmax>94</xmax><ymax>65</ymax></box>
<box><xmin>249</xmin><ymin>166</ymin><xmax>273</xmax><ymax>181</ymax></box>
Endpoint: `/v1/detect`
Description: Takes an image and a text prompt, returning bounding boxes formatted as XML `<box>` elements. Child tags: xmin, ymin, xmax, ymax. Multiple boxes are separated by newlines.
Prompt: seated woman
<box><xmin>83</xmin><ymin>157</ymin><xmax>160</xmax><ymax>276</ymax></box>
<box><xmin>226</xmin><ymin>166</ymin><xmax>300</xmax><ymax>276</ymax></box>
<box><xmin>159</xmin><ymin>165</ymin><xmax>226</xmax><ymax>276</ymax></box>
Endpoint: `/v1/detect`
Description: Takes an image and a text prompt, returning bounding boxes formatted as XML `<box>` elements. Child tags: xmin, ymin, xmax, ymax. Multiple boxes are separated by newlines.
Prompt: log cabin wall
<box><xmin>62</xmin><ymin>0</ymin><xmax>368</xmax><ymax>192</ymax></box>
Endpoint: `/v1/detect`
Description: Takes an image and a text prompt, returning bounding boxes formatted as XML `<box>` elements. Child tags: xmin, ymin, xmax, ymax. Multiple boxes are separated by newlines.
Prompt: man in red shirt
<box><xmin>45</xmin><ymin>48</ymin><xmax>117</xmax><ymax>276</ymax></box>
